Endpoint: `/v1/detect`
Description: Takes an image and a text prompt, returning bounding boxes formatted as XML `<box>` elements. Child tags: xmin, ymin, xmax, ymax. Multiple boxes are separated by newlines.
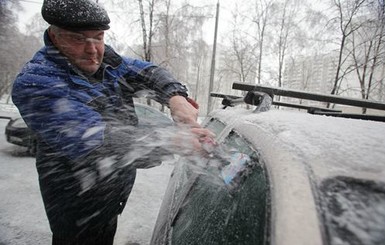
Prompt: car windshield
<box><xmin>319</xmin><ymin>177</ymin><xmax>385</xmax><ymax>245</ymax></box>
<box><xmin>12</xmin><ymin>118</ymin><xmax>27</xmax><ymax>128</ymax></box>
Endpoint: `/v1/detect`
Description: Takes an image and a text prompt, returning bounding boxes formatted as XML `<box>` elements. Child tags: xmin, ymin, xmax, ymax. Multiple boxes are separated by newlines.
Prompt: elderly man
<box><xmin>12</xmin><ymin>0</ymin><xmax>213</xmax><ymax>244</ymax></box>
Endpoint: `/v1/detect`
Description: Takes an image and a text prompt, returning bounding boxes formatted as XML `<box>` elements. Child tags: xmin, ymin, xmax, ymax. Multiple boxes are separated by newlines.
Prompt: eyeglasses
<box><xmin>58</xmin><ymin>32</ymin><xmax>104</xmax><ymax>45</ymax></box>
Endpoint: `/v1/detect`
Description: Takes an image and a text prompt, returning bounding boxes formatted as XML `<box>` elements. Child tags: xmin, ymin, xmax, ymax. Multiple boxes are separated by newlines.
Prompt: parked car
<box><xmin>5</xmin><ymin>103</ymin><xmax>173</xmax><ymax>156</ymax></box>
<box><xmin>150</xmin><ymin>85</ymin><xmax>385</xmax><ymax>245</ymax></box>
<box><xmin>5</xmin><ymin>116</ymin><xmax>36</xmax><ymax>155</ymax></box>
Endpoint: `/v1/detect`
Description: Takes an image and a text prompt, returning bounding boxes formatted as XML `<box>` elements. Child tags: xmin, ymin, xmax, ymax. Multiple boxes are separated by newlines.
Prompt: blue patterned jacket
<box><xmin>11</xmin><ymin>30</ymin><xmax>188</xmax><ymax>236</ymax></box>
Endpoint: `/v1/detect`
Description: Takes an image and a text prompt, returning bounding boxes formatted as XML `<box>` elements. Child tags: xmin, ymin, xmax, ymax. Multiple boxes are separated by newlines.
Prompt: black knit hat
<box><xmin>41</xmin><ymin>0</ymin><xmax>110</xmax><ymax>31</ymax></box>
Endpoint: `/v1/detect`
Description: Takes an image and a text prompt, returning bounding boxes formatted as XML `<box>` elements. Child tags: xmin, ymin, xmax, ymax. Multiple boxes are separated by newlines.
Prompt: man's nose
<box><xmin>84</xmin><ymin>39</ymin><xmax>98</xmax><ymax>52</ymax></box>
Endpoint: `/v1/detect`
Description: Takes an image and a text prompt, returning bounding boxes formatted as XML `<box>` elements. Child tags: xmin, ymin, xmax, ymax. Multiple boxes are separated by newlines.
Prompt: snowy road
<box><xmin>0</xmin><ymin>118</ymin><xmax>174</xmax><ymax>245</ymax></box>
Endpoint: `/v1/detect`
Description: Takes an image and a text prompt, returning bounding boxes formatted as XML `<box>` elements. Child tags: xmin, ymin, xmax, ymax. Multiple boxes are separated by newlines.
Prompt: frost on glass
<box><xmin>167</xmin><ymin>131</ymin><xmax>270</xmax><ymax>245</ymax></box>
<box><xmin>320</xmin><ymin>176</ymin><xmax>385</xmax><ymax>245</ymax></box>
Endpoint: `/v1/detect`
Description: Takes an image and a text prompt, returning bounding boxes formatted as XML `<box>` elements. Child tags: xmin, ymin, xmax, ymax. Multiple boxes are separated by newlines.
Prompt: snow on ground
<box><xmin>0</xmin><ymin>101</ymin><xmax>174</xmax><ymax>245</ymax></box>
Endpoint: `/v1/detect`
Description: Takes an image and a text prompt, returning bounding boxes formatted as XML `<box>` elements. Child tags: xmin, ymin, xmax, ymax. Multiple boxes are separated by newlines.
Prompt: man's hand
<box><xmin>168</xmin><ymin>96</ymin><xmax>217</xmax><ymax>155</ymax></box>
<box><xmin>170</xmin><ymin>127</ymin><xmax>216</xmax><ymax>156</ymax></box>
<box><xmin>169</xmin><ymin>96</ymin><xmax>200</xmax><ymax>127</ymax></box>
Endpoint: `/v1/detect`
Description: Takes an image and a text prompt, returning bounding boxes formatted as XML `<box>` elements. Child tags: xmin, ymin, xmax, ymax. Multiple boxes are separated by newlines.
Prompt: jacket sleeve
<box><xmin>122</xmin><ymin>58</ymin><xmax>188</xmax><ymax>105</ymax></box>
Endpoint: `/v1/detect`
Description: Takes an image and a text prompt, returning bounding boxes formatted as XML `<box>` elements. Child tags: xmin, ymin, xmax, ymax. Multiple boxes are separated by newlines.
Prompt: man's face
<box><xmin>50</xmin><ymin>28</ymin><xmax>105</xmax><ymax>75</ymax></box>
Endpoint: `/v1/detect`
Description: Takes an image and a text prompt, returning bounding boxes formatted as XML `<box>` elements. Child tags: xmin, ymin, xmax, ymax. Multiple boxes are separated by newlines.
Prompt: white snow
<box><xmin>0</xmin><ymin>102</ymin><xmax>174</xmax><ymax>245</ymax></box>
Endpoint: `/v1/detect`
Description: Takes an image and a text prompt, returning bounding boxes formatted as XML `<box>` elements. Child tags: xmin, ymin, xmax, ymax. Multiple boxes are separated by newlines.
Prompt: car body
<box><xmin>5</xmin><ymin>103</ymin><xmax>173</xmax><ymax>156</ymax></box>
<box><xmin>150</xmin><ymin>91</ymin><xmax>385</xmax><ymax>245</ymax></box>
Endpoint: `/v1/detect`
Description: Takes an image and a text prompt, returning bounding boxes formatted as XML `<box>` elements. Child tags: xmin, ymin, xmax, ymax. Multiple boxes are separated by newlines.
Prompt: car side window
<box><xmin>203</xmin><ymin>117</ymin><xmax>226</xmax><ymax>137</ymax></box>
<box><xmin>170</xmin><ymin>130</ymin><xmax>270</xmax><ymax>245</ymax></box>
<box><xmin>320</xmin><ymin>176</ymin><xmax>385</xmax><ymax>245</ymax></box>
<box><xmin>134</xmin><ymin>104</ymin><xmax>172</xmax><ymax>125</ymax></box>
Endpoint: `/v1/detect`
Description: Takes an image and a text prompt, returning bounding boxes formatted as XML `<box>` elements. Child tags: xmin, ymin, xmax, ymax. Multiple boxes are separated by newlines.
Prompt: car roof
<box><xmin>209</xmin><ymin>107</ymin><xmax>385</xmax><ymax>180</ymax></box>
<box><xmin>207</xmin><ymin>107</ymin><xmax>385</xmax><ymax>245</ymax></box>
<box><xmin>231</xmin><ymin>109</ymin><xmax>385</xmax><ymax>181</ymax></box>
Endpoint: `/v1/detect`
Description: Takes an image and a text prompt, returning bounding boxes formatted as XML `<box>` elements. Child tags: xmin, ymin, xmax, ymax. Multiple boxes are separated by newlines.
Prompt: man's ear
<box><xmin>47</xmin><ymin>27</ymin><xmax>58</xmax><ymax>46</ymax></box>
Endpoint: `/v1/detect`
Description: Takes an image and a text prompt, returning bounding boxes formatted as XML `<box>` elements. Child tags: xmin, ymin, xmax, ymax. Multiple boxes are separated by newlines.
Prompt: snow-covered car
<box><xmin>5</xmin><ymin>103</ymin><xmax>173</xmax><ymax>156</ymax></box>
<box><xmin>150</xmin><ymin>84</ymin><xmax>385</xmax><ymax>245</ymax></box>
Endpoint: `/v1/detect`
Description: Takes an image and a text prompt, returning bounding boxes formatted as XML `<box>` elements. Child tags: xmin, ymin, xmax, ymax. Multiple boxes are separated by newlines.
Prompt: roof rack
<box><xmin>210</xmin><ymin>92</ymin><xmax>245</xmax><ymax>107</ymax></box>
<box><xmin>210</xmin><ymin>83</ymin><xmax>385</xmax><ymax>122</ymax></box>
<box><xmin>232</xmin><ymin>83</ymin><xmax>385</xmax><ymax>111</ymax></box>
